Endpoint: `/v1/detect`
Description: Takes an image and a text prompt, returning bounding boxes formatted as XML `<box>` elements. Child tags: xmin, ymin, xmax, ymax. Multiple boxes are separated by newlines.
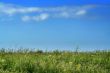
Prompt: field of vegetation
<box><xmin>0</xmin><ymin>49</ymin><xmax>110</xmax><ymax>73</ymax></box>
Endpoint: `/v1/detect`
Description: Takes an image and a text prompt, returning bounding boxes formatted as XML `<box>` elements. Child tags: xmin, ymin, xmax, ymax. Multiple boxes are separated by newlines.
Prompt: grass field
<box><xmin>0</xmin><ymin>49</ymin><xmax>110</xmax><ymax>73</ymax></box>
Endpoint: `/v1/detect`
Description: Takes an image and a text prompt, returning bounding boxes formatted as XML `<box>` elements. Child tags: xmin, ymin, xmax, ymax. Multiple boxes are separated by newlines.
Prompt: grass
<box><xmin>0</xmin><ymin>49</ymin><xmax>110</xmax><ymax>73</ymax></box>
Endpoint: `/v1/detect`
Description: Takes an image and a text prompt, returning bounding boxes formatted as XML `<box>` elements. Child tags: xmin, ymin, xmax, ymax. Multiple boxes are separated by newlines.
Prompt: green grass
<box><xmin>0</xmin><ymin>49</ymin><xmax>110</xmax><ymax>73</ymax></box>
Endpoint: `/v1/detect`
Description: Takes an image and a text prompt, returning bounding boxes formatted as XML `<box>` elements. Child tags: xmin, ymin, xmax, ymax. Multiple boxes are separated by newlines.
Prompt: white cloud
<box><xmin>33</xmin><ymin>13</ymin><xmax>49</xmax><ymax>21</ymax></box>
<box><xmin>60</xmin><ymin>12</ymin><xmax>69</xmax><ymax>18</ymax></box>
<box><xmin>0</xmin><ymin>3</ymin><xmax>41</xmax><ymax>16</ymax></box>
<box><xmin>0</xmin><ymin>2</ymin><xmax>97</xmax><ymax>22</ymax></box>
<box><xmin>22</xmin><ymin>16</ymin><xmax>30</xmax><ymax>22</ymax></box>
<box><xmin>22</xmin><ymin>13</ymin><xmax>49</xmax><ymax>22</ymax></box>
<box><xmin>76</xmin><ymin>10</ymin><xmax>86</xmax><ymax>16</ymax></box>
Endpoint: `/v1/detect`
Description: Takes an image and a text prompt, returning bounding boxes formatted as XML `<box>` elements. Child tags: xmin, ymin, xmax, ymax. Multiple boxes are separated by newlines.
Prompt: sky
<box><xmin>0</xmin><ymin>0</ymin><xmax>110</xmax><ymax>51</ymax></box>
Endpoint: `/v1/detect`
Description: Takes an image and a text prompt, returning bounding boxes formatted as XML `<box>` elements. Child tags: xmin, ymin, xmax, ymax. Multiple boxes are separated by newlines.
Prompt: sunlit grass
<box><xmin>0</xmin><ymin>49</ymin><xmax>110</xmax><ymax>73</ymax></box>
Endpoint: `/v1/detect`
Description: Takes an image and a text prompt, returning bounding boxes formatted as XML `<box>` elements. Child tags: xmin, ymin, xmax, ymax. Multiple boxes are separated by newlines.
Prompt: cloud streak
<box><xmin>0</xmin><ymin>2</ymin><xmax>97</xmax><ymax>22</ymax></box>
<box><xmin>22</xmin><ymin>13</ymin><xmax>49</xmax><ymax>22</ymax></box>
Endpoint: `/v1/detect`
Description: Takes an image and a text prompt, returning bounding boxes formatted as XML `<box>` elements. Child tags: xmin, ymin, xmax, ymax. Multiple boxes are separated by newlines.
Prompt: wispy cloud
<box><xmin>22</xmin><ymin>13</ymin><xmax>49</xmax><ymax>22</ymax></box>
<box><xmin>21</xmin><ymin>16</ymin><xmax>30</xmax><ymax>22</ymax></box>
<box><xmin>0</xmin><ymin>2</ymin><xmax>97</xmax><ymax>22</ymax></box>
<box><xmin>33</xmin><ymin>13</ymin><xmax>49</xmax><ymax>21</ymax></box>
<box><xmin>76</xmin><ymin>10</ymin><xmax>86</xmax><ymax>16</ymax></box>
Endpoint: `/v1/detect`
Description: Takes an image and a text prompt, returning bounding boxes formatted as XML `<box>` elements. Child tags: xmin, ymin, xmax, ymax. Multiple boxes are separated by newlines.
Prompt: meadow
<box><xmin>0</xmin><ymin>49</ymin><xmax>110</xmax><ymax>73</ymax></box>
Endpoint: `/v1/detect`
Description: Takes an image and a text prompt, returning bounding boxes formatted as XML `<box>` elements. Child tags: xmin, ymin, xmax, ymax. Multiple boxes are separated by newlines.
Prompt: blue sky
<box><xmin>0</xmin><ymin>0</ymin><xmax>110</xmax><ymax>51</ymax></box>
